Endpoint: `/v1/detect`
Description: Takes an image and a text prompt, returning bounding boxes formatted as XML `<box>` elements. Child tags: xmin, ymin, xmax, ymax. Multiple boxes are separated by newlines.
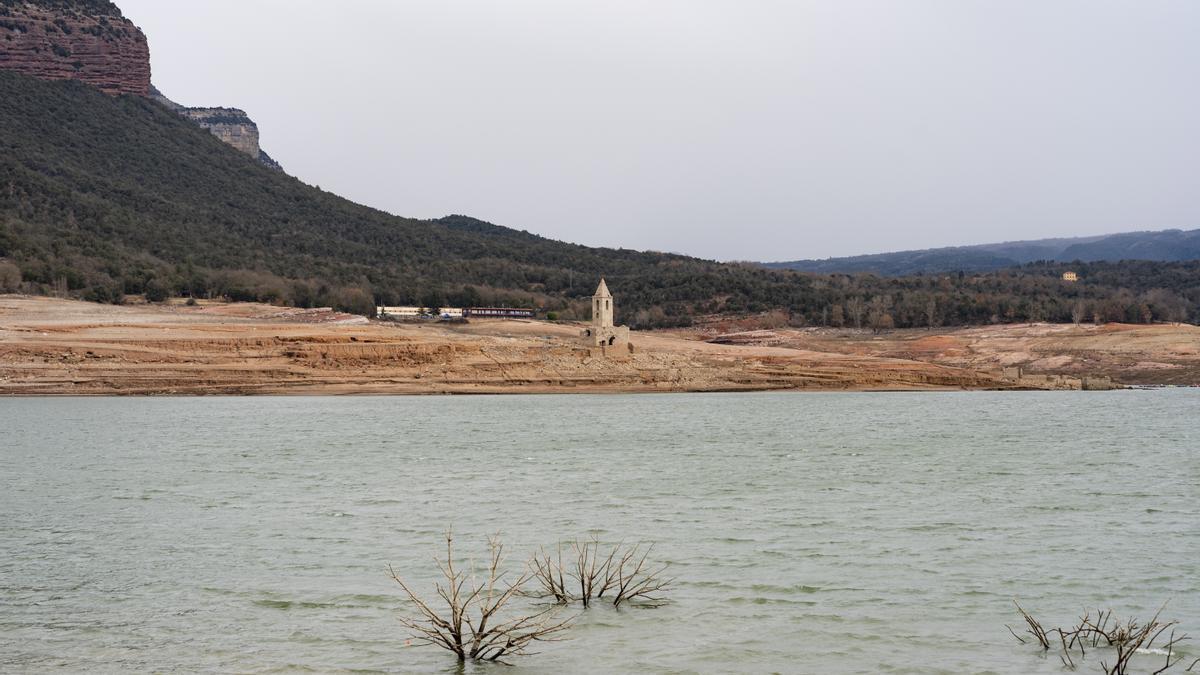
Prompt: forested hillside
<box><xmin>1</xmin><ymin>71</ymin><xmax>1197</xmax><ymax>329</ymax></box>
<box><xmin>768</xmin><ymin>229</ymin><xmax>1200</xmax><ymax>276</ymax></box>
<box><xmin>0</xmin><ymin>70</ymin><xmax>800</xmax><ymax>325</ymax></box>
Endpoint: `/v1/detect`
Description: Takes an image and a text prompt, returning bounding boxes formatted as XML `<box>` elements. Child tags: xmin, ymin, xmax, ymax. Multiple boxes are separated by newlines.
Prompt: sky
<box><xmin>117</xmin><ymin>0</ymin><xmax>1200</xmax><ymax>262</ymax></box>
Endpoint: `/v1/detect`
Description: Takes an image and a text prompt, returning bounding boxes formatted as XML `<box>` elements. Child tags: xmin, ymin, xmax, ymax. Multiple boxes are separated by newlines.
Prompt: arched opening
<box><xmin>585</xmin><ymin>329</ymin><xmax>591</xmax><ymax>336</ymax></box>
<box><xmin>608</xmin><ymin>336</ymin><xmax>616</xmax><ymax>346</ymax></box>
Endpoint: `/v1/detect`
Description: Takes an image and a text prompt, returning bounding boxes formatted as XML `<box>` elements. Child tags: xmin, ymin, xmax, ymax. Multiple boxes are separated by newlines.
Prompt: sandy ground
<box><xmin>0</xmin><ymin>296</ymin><xmax>1024</xmax><ymax>395</ymax></box>
<box><xmin>674</xmin><ymin>321</ymin><xmax>1200</xmax><ymax>386</ymax></box>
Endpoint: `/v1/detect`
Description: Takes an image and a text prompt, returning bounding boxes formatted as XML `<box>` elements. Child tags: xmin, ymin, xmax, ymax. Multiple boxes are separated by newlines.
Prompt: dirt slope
<box><xmin>684</xmin><ymin>322</ymin><xmax>1200</xmax><ymax>386</ymax></box>
<box><xmin>0</xmin><ymin>297</ymin><xmax>1019</xmax><ymax>395</ymax></box>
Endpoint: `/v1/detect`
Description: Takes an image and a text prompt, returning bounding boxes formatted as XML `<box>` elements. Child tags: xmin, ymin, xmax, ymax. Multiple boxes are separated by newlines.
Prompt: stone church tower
<box><xmin>581</xmin><ymin>278</ymin><xmax>630</xmax><ymax>347</ymax></box>
<box><xmin>592</xmin><ymin>278</ymin><xmax>614</xmax><ymax>328</ymax></box>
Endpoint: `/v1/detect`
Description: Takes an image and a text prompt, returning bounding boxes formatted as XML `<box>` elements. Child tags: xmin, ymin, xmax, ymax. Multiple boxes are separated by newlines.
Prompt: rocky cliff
<box><xmin>0</xmin><ymin>0</ymin><xmax>149</xmax><ymax>96</ymax></box>
<box><xmin>149</xmin><ymin>86</ymin><xmax>283</xmax><ymax>171</ymax></box>
<box><xmin>1</xmin><ymin>2</ymin><xmax>279</xmax><ymax>169</ymax></box>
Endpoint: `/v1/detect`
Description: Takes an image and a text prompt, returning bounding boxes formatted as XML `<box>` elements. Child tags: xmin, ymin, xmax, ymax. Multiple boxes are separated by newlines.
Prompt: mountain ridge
<box><xmin>766</xmin><ymin>229</ymin><xmax>1200</xmax><ymax>276</ymax></box>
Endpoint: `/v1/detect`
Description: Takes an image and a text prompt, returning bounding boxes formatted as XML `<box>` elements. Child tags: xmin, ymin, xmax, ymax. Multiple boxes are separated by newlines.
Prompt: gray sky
<box><xmin>119</xmin><ymin>0</ymin><xmax>1199</xmax><ymax>261</ymax></box>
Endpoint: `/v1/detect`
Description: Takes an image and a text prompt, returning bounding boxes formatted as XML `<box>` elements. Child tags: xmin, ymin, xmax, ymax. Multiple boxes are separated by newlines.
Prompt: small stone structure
<box><xmin>998</xmin><ymin>365</ymin><xmax>1121</xmax><ymax>390</ymax></box>
<box><xmin>580</xmin><ymin>279</ymin><xmax>630</xmax><ymax>347</ymax></box>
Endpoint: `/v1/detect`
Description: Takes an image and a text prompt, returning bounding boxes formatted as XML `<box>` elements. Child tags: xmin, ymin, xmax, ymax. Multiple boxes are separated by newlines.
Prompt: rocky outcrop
<box><xmin>0</xmin><ymin>1</ymin><xmax>150</xmax><ymax>96</ymax></box>
<box><xmin>2</xmin><ymin>2</ymin><xmax>281</xmax><ymax>169</ymax></box>
<box><xmin>150</xmin><ymin>86</ymin><xmax>283</xmax><ymax>171</ymax></box>
<box><xmin>178</xmin><ymin>107</ymin><xmax>262</xmax><ymax>156</ymax></box>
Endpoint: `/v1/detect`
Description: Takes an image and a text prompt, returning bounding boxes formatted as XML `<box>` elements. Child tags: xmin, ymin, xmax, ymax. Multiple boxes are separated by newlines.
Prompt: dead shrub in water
<box><xmin>1008</xmin><ymin>601</ymin><xmax>1197</xmax><ymax>674</ymax></box>
<box><xmin>529</xmin><ymin>538</ymin><xmax>671</xmax><ymax>609</ymax></box>
<box><xmin>388</xmin><ymin>532</ymin><xmax>572</xmax><ymax>663</ymax></box>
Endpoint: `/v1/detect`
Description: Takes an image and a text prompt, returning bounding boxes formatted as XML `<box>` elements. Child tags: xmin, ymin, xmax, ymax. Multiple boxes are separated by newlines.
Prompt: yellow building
<box><xmin>1062</xmin><ymin>271</ymin><xmax>1078</xmax><ymax>282</ymax></box>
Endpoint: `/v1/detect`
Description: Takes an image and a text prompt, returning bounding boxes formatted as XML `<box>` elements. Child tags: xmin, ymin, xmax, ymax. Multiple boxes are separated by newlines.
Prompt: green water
<box><xmin>1</xmin><ymin>391</ymin><xmax>1197</xmax><ymax>673</ymax></box>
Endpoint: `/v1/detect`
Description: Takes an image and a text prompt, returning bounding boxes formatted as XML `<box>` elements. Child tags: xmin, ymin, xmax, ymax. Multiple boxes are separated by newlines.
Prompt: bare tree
<box><xmin>925</xmin><ymin>297</ymin><xmax>938</xmax><ymax>329</ymax></box>
<box><xmin>829</xmin><ymin>304</ymin><xmax>845</xmax><ymax>328</ymax></box>
<box><xmin>867</xmin><ymin>296</ymin><xmax>895</xmax><ymax>334</ymax></box>
<box><xmin>389</xmin><ymin>532</ymin><xmax>572</xmax><ymax>663</ymax></box>
<box><xmin>1072</xmin><ymin>301</ymin><xmax>1087</xmax><ymax>326</ymax></box>
<box><xmin>1010</xmin><ymin>601</ymin><xmax>1051</xmax><ymax>650</ymax></box>
<box><xmin>529</xmin><ymin>538</ymin><xmax>671</xmax><ymax>609</ymax></box>
<box><xmin>606</xmin><ymin>543</ymin><xmax>671</xmax><ymax>608</ymax></box>
<box><xmin>845</xmin><ymin>297</ymin><xmax>866</xmax><ymax>330</ymax></box>
<box><xmin>1008</xmin><ymin>602</ymin><xmax>1194</xmax><ymax>674</ymax></box>
<box><xmin>529</xmin><ymin>543</ymin><xmax>574</xmax><ymax>605</ymax></box>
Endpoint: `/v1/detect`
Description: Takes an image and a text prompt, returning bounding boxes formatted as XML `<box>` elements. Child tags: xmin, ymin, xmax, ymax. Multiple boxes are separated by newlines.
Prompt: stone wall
<box><xmin>997</xmin><ymin>367</ymin><xmax>1122</xmax><ymax>391</ymax></box>
<box><xmin>0</xmin><ymin>3</ymin><xmax>150</xmax><ymax>96</ymax></box>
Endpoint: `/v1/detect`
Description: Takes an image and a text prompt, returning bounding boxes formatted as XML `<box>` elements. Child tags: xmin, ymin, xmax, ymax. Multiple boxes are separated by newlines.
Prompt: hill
<box><xmin>0</xmin><ymin>70</ymin><xmax>802</xmax><ymax>325</ymax></box>
<box><xmin>2</xmin><ymin>71</ymin><xmax>1197</xmax><ymax>330</ymax></box>
<box><xmin>766</xmin><ymin>229</ymin><xmax>1200</xmax><ymax>276</ymax></box>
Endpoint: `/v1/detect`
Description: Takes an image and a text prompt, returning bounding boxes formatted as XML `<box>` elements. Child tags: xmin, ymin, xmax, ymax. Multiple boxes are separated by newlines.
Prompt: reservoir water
<box><xmin>1</xmin><ymin>391</ymin><xmax>1197</xmax><ymax>673</ymax></box>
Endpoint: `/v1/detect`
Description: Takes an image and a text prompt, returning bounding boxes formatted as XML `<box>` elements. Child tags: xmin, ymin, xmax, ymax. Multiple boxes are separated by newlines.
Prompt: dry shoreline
<box><xmin>3</xmin><ymin>296</ymin><xmax>1196</xmax><ymax>396</ymax></box>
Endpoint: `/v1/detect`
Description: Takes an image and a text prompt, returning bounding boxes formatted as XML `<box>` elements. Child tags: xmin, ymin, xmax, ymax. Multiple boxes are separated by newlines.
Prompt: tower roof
<box><xmin>594</xmin><ymin>278</ymin><xmax>611</xmax><ymax>298</ymax></box>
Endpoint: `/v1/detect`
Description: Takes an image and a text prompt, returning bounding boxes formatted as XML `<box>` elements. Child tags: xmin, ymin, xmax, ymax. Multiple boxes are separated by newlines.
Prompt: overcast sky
<box><xmin>118</xmin><ymin>0</ymin><xmax>1199</xmax><ymax>261</ymax></box>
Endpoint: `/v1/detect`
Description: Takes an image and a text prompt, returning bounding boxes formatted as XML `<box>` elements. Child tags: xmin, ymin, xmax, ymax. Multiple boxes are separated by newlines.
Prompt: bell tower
<box><xmin>592</xmin><ymin>278</ymin><xmax>614</xmax><ymax>329</ymax></box>
<box><xmin>580</xmin><ymin>278</ymin><xmax>630</xmax><ymax>348</ymax></box>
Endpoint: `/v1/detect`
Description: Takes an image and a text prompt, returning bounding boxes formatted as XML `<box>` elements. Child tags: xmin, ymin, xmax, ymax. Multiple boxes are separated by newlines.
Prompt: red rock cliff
<box><xmin>0</xmin><ymin>1</ymin><xmax>150</xmax><ymax>96</ymax></box>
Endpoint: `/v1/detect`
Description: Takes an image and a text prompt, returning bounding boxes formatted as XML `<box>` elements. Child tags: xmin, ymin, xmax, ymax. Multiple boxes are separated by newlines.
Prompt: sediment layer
<box><xmin>0</xmin><ymin>3</ymin><xmax>150</xmax><ymax>95</ymax></box>
<box><xmin>0</xmin><ymin>297</ymin><xmax>1024</xmax><ymax>395</ymax></box>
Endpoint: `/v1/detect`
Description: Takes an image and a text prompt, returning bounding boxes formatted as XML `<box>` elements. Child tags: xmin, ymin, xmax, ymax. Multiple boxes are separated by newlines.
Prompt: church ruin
<box><xmin>580</xmin><ymin>279</ymin><xmax>630</xmax><ymax>347</ymax></box>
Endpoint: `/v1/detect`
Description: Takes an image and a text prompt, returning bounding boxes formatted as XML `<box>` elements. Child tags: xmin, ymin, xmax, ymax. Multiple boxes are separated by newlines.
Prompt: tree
<box><xmin>829</xmin><ymin>304</ymin><xmax>845</xmax><ymax>328</ymax></box>
<box><xmin>529</xmin><ymin>538</ymin><xmax>671</xmax><ymax>609</ymax></box>
<box><xmin>846</xmin><ymin>297</ymin><xmax>866</xmax><ymax>329</ymax></box>
<box><xmin>449</xmin><ymin>285</ymin><xmax>483</xmax><ymax>308</ymax></box>
<box><xmin>335</xmin><ymin>287</ymin><xmax>375</xmax><ymax>316</ymax></box>
<box><xmin>0</xmin><ymin>261</ymin><xmax>20</xmax><ymax>292</ymax></box>
<box><xmin>1008</xmin><ymin>602</ymin><xmax>1194</xmax><ymax>674</ymax></box>
<box><xmin>144</xmin><ymin>278</ymin><xmax>169</xmax><ymax>303</ymax></box>
<box><xmin>924</xmin><ymin>297</ymin><xmax>938</xmax><ymax>329</ymax></box>
<box><xmin>1071</xmin><ymin>301</ymin><xmax>1086</xmax><ymax>326</ymax></box>
<box><xmin>389</xmin><ymin>533</ymin><xmax>572</xmax><ymax>664</ymax></box>
<box><xmin>421</xmin><ymin>287</ymin><xmax>446</xmax><ymax>313</ymax></box>
<box><xmin>868</xmin><ymin>296</ymin><xmax>894</xmax><ymax>333</ymax></box>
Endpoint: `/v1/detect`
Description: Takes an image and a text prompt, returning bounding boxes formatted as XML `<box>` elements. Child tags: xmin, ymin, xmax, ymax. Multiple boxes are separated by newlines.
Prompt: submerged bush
<box><xmin>390</xmin><ymin>533</ymin><xmax>672</xmax><ymax>664</ymax></box>
<box><xmin>389</xmin><ymin>533</ymin><xmax>572</xmax><ymax>664</ymax></box>
<box><xmin>528</xmin><ymin>537</ymin><xmax>672</xmax><ymax>608</ymax></box>
<box><xmin>1009</xmin><ymin>601</ymin><xmax>1196</xmax><ymax>674</ymax></box>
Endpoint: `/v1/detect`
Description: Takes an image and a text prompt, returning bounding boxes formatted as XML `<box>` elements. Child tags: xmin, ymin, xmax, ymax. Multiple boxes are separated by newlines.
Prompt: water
<box><xmin>1</xmin><ymin>391</ymin><xmax>1197</xmax><ymax>674</ymax></box>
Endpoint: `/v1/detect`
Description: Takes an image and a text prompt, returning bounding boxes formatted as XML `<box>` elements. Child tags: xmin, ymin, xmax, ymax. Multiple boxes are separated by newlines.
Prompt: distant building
<box><xmin>377</xmin><ymin>306</ymin><xmax>423</xmax><ymax>317</ymax></box>
<box><xmin>1062</xmin><ymin>272</ymin><xmax>1079</xmax><ymax>282</ymax></box>
<box><xmin>580</xmin><ymin>279</ymin><xmax>630</xmax><ymax>347</ymax></box>
<box><xmin>378</xmin><ymin>306</ymin><xmax>470</xmax><ymax>318</ymax></box>
<box><xmin>463</xmin><ymin>307</ymin><xmax>536</xmax><ymax>318</ymax></box>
